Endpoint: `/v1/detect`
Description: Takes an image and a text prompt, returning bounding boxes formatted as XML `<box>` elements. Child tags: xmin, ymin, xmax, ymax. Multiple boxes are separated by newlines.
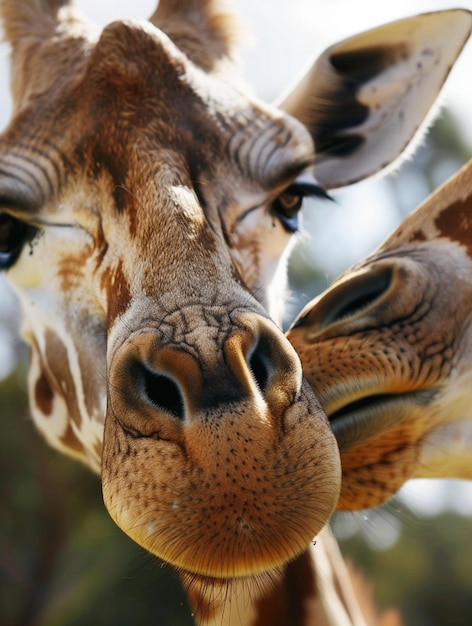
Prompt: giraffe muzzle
<box><xmin>102</xmin><ymin>311</ymin><xmax>341</xmax><ymax>578</ymax></box>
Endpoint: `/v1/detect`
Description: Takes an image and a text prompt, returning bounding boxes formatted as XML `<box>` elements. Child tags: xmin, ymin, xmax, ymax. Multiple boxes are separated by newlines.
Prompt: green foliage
<box><xmin>336</xmin><ymin>506</ymin><xmax>472</xmax><ymax>626</ymax></box>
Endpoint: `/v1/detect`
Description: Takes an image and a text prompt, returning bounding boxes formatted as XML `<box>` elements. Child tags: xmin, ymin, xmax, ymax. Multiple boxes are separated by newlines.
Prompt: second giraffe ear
<box><xmin>276</xmin><ymin>10</ymin><xmax>472</xmax><ymax>190</ymax></box>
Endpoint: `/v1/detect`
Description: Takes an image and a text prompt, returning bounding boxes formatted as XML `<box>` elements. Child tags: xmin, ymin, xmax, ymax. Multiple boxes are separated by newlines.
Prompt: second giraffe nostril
<box><xmin>327</xmin><ymin>266</ymin><xmax>392</xmax><ymax>325</ymax></box>
<box><xmin>293</xmin><ymin>264</ymin><xmax>393</xmax><ymax>333</ymax></box>
<box><xmin>140</xmin><ymin>364</ymin><xmax>185</xmax><ymax>420</ymax></box>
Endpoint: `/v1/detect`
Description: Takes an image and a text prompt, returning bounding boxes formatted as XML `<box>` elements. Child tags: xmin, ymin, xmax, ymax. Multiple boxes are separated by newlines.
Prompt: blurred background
<box><xmin>1</xmin><ymin>0</ymin><xmax>472</xmax><ymax>624</ymax></box>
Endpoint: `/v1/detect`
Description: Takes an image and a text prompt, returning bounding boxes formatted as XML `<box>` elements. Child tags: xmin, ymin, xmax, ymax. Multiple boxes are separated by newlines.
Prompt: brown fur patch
<box><xmin>60</xmin><ymin>421</ymin><xmax>87</xmax><ymax>455</ymax></box>
<box><xmin>254</xmin><ymin>550</ymin><xmax>316</xmax><ymax>626</ymax></box>
<box><xmin>44</xmin><ymin>329</ymin><xmax>82</xmax><ymax>429</ymax></box>
<box><xmin>434</xmin><ymin>195</ymin><xmax>472</xmax><ymax>256</ymax></box>
<box><xmin>101</xmin><ymin>259</ymin><xmax>131</xmax><ymax>327</ymax></box>
<box><xmin>34</xmin><ymin>371</ymin><xmax>54</xmax><ymax>416</ymax></box>
<box><xmin>57</xmin><ymin>251</ymin><xmax>89</xmax><ymax>293</ymax></box>
<box><xmin>31</xmin><ymin>333</ymin><xmax>86</xmax><ymax>456</ymax></box>
<box><xmin>408</xmin><ymin>228</ymin><xmax>427</xmax><ymax>242</ymax></box>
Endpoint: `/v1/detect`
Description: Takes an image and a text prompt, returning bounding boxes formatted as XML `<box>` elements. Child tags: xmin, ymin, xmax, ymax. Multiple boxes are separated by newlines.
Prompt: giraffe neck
<box><xmin>184</xmin><ymin>530</ymin><xmax>368</xmax><ymax>626</ymax></box>
<box><xmin>371</xmin><ymin>158</ymin><xmax>472</xmax><ymax>252</ymax></box>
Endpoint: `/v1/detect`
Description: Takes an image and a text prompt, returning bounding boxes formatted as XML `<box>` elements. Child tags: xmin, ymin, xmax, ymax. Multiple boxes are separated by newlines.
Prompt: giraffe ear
<box><xmin>276</xmin><ymin>10</ymin><xmax>472</xmax><ymax>190</ymax></box>
<box><xmin>0</xmin><ymin>0</ymin><xmax>93</xmax><ymax>109</ymax></box>
<box><xmin>149</xmin><ymin>0</ymin><xmax>241</xmax><ymax>70</ymax></box>
<box><xmin>0</xmin><ymin>0</ymin><xmax>71</xmax><ymax>43</ymax></box>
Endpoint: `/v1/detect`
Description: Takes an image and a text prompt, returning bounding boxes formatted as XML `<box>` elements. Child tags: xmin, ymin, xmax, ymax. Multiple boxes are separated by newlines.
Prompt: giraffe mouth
<box><xmin>329</xmin><ymin>392</ymin><xmax>402</xmax><ymax>422</ymax></box>
<box><xmin>326</xmin><ymin>389</ymin><xmax>438</xmax><ymax>450</ymax></box>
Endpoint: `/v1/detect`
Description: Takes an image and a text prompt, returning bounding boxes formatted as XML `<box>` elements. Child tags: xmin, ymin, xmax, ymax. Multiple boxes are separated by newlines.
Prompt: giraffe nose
<box><xmin>104</xmin><ymin>312</ymin><xmax>341</xmax><ymax>578</ymax></box>
<box><xmin>108</xmin><ymin>314</ymin><xmax>303</xmax><ymax>431</ymax></box>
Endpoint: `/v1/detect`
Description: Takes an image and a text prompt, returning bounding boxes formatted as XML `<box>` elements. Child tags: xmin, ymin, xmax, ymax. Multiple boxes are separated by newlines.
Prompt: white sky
<box><xmin>1</xmin><ymin>0</ymin><xmax>472</xmax><ymax>130</ymax></box>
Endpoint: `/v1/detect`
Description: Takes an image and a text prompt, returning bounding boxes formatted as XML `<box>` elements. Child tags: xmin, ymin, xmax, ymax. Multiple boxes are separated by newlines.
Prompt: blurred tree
<box><xmin>335</xmin><ymin>507</ymin><xmax>472</xmax><ymax>626</ymax></box>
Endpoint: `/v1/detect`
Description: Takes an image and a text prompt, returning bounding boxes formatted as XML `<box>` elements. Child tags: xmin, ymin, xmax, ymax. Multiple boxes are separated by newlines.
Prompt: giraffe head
<box><xmin>0</xmin><ymin>0</ymin><xmax>470</xmax><ymax>580</ymax></box>
<box><xmin>288</xmin><ymin>158</ymin><xmax>472</xmax><ymax>511</ymax></box>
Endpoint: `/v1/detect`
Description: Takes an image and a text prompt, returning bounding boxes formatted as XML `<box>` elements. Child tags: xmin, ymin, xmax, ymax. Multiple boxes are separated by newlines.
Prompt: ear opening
<box><xmin>276</xmin><ymin>10</ymin><xmax>472</xmax><ymax>189</ymax></box>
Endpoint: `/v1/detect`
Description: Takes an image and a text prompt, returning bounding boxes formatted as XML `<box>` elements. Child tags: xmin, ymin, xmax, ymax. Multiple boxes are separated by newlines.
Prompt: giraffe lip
<box><xmin>328</xmin><ymin>392</ymin><xmax>403</xmax><ymax>424</ymax></box>
<box><xmin>325</xmin><ymin>390</ymin><xmax>435</xmax><ymax>449</ymax></box>
<box><xmin>328</xmin><ymin>392</ymin><xmax>418</xmax><ymax>451</ymax></box>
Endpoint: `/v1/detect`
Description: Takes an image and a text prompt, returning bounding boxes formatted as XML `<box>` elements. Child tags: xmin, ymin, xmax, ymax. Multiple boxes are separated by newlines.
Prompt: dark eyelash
<box><xmin>285</xmin><ymin>181</ymin><xmax>333</xmax><ymax>202</ymax></box>
<box><xmin>0</xmin><ymin>212</ymin><xmax>39</xmax><ymax>270</ymax></box>
<box><xmin>272</xmin><ymin>178</ymin><xmax>333</xmax><ymax>234</ymax></box>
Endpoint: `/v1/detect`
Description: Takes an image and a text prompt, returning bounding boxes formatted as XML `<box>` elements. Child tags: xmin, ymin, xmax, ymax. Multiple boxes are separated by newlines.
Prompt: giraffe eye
<box><xmin>276</xmin><ymin>192</ymin><xmax>304</xmax><ymax>217</ymax></box>
<box><xmin>271</xmin><ymin>189</ymin><xmax>305</xmax><ymax>233</ymax></box>
<box><xmin>272</xmin><ymin>179</ymin><xmax>331</xmax><ymax>234</ymax></box>
<box><xmin>0</xmin><ymin>211</ymin><xmax>31</xmax><ymax>270</ymax></box>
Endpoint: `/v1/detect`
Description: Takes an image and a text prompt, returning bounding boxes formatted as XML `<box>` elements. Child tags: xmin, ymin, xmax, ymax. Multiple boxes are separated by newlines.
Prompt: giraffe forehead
<box><xmin>1</xmin><ymin>8</ymin><xmax>311</xmax><ymax>185</ymax></box>
<box><xmin>0</xmin><ymin>14</ymin><xmax>313</xmax><ymax>246</ymax></box>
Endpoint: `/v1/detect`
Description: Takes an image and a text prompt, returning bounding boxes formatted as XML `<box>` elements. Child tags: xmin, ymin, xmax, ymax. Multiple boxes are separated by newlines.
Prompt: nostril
<box><xmin>249</xmin><ymin>347</ymin><xmax>271</xmax><ymax>394</ymax></box>
<box><xmin>295</xmin><ymin>264</ymin><xmax>393</xmax><ymax>332</ymax></box>
<box><xmin>139</xmin><ymin>364</ymin><xmax>185</xmax><ymax>420</ymax></box>
<box><xmin>330</xmin><ymin>271</ymin><xmax>391</xmax><ymax>324</ymax></box>
<box><xmin>238</xmin><ymin>322</ymin><xmax>302</xmax><ymax>407</ymax></box>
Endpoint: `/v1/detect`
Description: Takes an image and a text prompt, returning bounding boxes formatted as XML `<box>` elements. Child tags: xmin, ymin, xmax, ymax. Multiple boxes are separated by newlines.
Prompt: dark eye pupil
<box><xmin>271</xmin><ymin>192</ymin><xmax>304</xmax><ymax>234</ymax></box>
<box><xmin>278</xmin><ymin>193</ymin><xmax>303</xmax><ymax>216</ymax></box>
<box><xmin>271</xmin><ymin>175</ymin><xmax>330</xmax><ymax>234</ymax></box>
<box><xmin>0</xmin><ymin>212</ymin><xmax>29</xmax><ymax>269</ymax></box>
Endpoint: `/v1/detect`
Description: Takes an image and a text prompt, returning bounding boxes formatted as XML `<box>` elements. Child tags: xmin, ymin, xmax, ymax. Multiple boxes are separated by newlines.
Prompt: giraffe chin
<box><xmin>101</xmin><ymin>384</ymin><xmax>341</xmax><ymax>579</ymax></box>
